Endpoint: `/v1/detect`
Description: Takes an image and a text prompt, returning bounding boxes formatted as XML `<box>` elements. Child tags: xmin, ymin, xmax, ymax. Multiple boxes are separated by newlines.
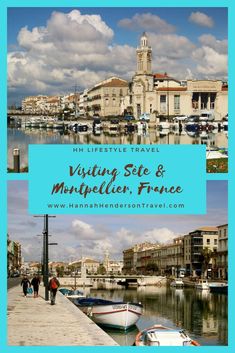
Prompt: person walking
<box><xmin>48</xmin><ymin>276</ymin><xmax>60</xmax><ymax>305</ymax></box>
<box><xmin>21</xmin><ymin>275</ymin><xmax>31</xmax><ymax>297</ymax></box>
<box><xmin>31</xmin><ymin>274</ymin><xmax>41</xmax><ymax>298</ymax></box>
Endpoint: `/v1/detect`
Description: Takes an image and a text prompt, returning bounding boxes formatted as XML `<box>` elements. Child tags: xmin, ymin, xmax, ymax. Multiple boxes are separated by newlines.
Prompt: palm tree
<box><xmin>201</xmin><ymin>247</ymin><xmax>213</xmax><ymax>278</ymax></box>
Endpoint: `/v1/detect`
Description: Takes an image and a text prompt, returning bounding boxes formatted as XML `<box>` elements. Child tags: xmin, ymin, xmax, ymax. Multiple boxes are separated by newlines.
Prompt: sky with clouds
<box><xmin>8</xmin><ymin>180</ymin><xmax>227</xmax><ymax>263</ymax></box>
<box><xmin>8</xmin><ymin>7</ymin><xmax>227</xmax><ymax>105</ymax></box>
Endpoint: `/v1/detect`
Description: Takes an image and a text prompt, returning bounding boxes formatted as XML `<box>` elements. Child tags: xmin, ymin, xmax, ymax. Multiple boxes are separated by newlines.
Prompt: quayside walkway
<box><xmin>8</xmin><ymin>285</ymin><xmax>118</xmax><ymax>346</ymax></box>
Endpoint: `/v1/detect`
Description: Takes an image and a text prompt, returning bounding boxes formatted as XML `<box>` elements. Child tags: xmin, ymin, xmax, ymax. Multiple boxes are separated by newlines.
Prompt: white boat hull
<box><xmin>81</xmin><ymin>303</ymin><xmax>143</xmax><ymax>330</ymax></box>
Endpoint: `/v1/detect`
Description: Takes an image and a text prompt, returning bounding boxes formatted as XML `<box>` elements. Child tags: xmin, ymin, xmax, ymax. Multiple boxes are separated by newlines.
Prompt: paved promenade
<box><xmin>8</xmin><ymin>285</ymin><xmax>119</xmax><ymax>346</ymax></box>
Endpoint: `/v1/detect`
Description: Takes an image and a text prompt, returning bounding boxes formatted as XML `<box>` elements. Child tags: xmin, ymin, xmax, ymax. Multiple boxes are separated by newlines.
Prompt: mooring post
<box><xmin>13</xmin><ymin>148</ymin><xmax>20</xmax><ymax>173</ymax></box>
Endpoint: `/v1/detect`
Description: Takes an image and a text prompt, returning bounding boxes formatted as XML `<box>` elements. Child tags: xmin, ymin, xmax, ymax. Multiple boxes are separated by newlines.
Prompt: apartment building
<box><xmin>184</xmin><ymin>227</ymin><xmax>218</xmax><ymax>276</ymax></box>
<box><xmin>216</xmin><ymin>224</ymin><xmax>228</xmax><ymax>280</ymax></box>
<box><xmin>86</xmin><ymin>76</ymin><xmax>129</xmax><ymax>117</ymax></box>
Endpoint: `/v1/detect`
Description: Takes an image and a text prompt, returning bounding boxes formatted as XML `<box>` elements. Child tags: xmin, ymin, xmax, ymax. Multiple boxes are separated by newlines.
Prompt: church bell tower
<box><xmin>136</xmin><ymin>32</ymin><xmax>152</xmax><ymax>75</ymax></box>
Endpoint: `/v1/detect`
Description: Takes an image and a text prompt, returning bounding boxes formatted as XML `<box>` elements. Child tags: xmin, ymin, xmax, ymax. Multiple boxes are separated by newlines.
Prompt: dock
<box><xmin>8</xmin><ymin>285</ymin><xmax>119</xmax><ymax>346</ymax></box>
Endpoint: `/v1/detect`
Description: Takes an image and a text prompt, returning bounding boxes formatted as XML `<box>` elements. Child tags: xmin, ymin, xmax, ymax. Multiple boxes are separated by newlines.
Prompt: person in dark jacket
<box><xmin>31</xmin><ymin>274</ymin><xmax>41</xmax><ymax>298</ymax></box>
<box><xmin>48</xmin><ymin>276</ymin><xmax>60</xmax><ymax>305</ymax></box>
<box><xmin>21</xmin><ymin>275</ymin><xmax>31</xmax><ymax>297</ymax></box>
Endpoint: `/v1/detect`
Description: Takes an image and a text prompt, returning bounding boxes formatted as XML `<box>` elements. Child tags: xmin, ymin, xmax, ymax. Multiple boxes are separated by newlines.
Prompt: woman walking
<box><xmin>21</xmin><ymin>275</ymin><xmax>31</xmax><ymax>297</ymax></box>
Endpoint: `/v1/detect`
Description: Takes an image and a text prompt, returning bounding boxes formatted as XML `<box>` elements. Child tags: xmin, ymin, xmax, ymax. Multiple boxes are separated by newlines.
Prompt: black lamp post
<box><xmin>34</xmin><ymin>214</ymin><xmax>56</xmax><ymax>301</ymax></box>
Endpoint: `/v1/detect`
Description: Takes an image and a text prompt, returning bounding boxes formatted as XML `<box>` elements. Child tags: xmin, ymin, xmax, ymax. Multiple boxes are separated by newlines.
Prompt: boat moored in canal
<box><xmin>59</xmin><ymin>288</ymin><xmax>85</xmax><ymax>299</ymax></box>
<box><xmin>135</xmin><ymin>325</ymin><xmax>200</xmax><ymax>346</ymax></box>
<box><xmin>73</xmin><ymin>297</ymin><xmax>143</xmax><ymax>330</ymax></box>
<box><xmin>195</xmin><ymin>279</ymin><xmax>210</xmax><ymax>290</ymax></box>
<box><xmin>170</xmin><ymin>278</ymin><xmax>184</xmax><ymax>288</ymax></box>
<box><xmin>209</xmin><ymin>282</ymin><xmax>228</xmax><ymax>294</ymax></box>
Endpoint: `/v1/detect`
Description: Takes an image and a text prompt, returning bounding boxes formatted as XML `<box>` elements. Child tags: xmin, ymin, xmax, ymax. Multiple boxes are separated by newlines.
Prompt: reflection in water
<box><xmin>80</xmin><ymin>287</ymin><xmax>227</xmax><ymax>346</ymax></box>
<box><xmin>8</xmin><ymin>128</ymin><xmax>228</xmax><ymax>168</ymax></box>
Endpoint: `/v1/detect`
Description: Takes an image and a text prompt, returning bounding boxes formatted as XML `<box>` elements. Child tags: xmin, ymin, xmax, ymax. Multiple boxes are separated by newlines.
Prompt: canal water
<box><xmin>78</xmin><ymin>287</ymin><xmax>227</xmax><ymax>346</ymax></box>
<box><xmin>8</xmin><ymin>127</ymin><xmax>228</xmax><ymax>169</ymax></box>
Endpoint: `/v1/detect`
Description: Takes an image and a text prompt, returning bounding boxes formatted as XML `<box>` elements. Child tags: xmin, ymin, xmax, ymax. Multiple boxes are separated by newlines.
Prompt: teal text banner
<box><xmin>29</xmin><ymin>144</ymin><xmax>206</xmax><ymax>214</ymax></box>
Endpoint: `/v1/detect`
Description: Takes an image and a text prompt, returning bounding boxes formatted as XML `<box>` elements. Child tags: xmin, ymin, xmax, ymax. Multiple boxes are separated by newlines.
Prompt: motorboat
<box><xmin>136</xmin><ymin>121</ymin><xmax>148</xmax><ymax>132</ymax></box>
<box><xmin>184</xmin><ymin>122</ymin><xmax>199</xmax><ymax>132</ymax></box>
<box><xmin>53</xmin><ymin>122</ymin><xmax>64</xmax><ymax>129</ymax></box>
<box><xmin>70</xmin><ymin>122</ymin><xmax>90</xmax><ymax>132</ymax></box>
<box><xmin>92</xmin><ymin>118</ymin><xmax>102</xmax><ymax>131</ymax></box>
<box><xmin>158</xmin><ymin>121</ymin><xmax>171</xmax><ymax>129</ymax></box>
<box><xmin>170</xmin><ymin>278</ymin><xmax>184</xmax><ymax>288</ymax></box>
<box><xmin>108</xmin><ymin>119</ymin><xmax>119</xmax><ymax>131</ymax></box>
<box><xmin>135</xmin><ymin>325</ymin><xmax>200</xmax><ymax>346</ymax></box>
<box><xmin>209</xmin><ymin>282</ymin><xmax>228</xmax><ymax>294</ymax></box>
<box><xmin>195</xmin><ymin>279</ymin><xmax>210</xmax><ymax>290</ymax></box>
<box><xmin>199</xmin><ymin>111</ymin><xmax>214</xmax><ymax>122</ymax></box>
<box><xmin>174</xmin><ymin>115</ymin><xmax>188</xmax><ymax>122</ymax></box>
<box><xmin>139</xmin><ymin>113</ymin><xmax>150</xmax><ymax>122</ymax></box>
<box><xmin>73</xmin><ymin>297</ymin><xmax>143</xmax><ymax>330</ymax></box>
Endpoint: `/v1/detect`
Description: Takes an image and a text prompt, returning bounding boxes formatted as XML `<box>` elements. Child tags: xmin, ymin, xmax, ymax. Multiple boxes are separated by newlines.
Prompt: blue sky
<box><xmin>8</xmin><ymin>180</ymin><xmax>227</xmax><ymax>262</ymax></box>
<box><xmin>8</xmin><ymin>7</ymin><xmax>228</xmax><ymax>105</ymax></box>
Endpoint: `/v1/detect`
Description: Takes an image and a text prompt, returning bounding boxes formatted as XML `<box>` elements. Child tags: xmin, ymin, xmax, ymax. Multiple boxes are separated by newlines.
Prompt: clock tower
<box><xmin>131</xmin><ymin>32</ymin><xmax>154</xmax><ymax>118</ymax></box>
<box><xmin>136</xmin><ymin>32</ymin><xmax>152</xmax><ymax>75</ymax></box>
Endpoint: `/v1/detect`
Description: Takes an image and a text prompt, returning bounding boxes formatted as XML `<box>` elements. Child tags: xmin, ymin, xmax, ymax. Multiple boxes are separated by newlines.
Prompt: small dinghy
<box><xmin>135</xmin><ymin>325</ymin><xmax>200</xmax><ymax>346</ymax></box>
<box><xmin>59</xmin><ymin>288</ymin><xmax>84</xmax><ymax>299</ymax></box>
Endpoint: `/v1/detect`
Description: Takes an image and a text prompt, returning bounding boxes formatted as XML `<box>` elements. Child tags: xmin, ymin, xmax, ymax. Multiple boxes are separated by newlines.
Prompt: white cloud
<box><xmin>118</xmin><ymin>13</ymin><xmax>175</xmax><ymax>33</ymax></box>
<box><xmin>149</xmin><ymin>33</ymin><xmax>195</xmax><ymax>60</ymax></box>
<box><xmin>198</xmin><ymin>34</ymin><xmax>227</xmax><ymax>54</ymax></box>
<box><xmin>189</xmin><ymin>12</ymin><xmax>214</xmax><ymax>28</ymax></box>
<box><xmin>193</xmin><ymin>46</ymin><xmax>227</xmax><ymax>77</ymax></box>
<box><xmin>143</xmin><ymin>228</ymin><xmax>178</xmax><ymax>244</ymax></box>
<box><xmin>8</xmin><ymin>10</ymin><xmax>135</xmax><ymax>98</ymax></box>
<box><xmin>72</xmin><ymin>219</ymin><xmax>96</xmax><ymax>237</ymax></box>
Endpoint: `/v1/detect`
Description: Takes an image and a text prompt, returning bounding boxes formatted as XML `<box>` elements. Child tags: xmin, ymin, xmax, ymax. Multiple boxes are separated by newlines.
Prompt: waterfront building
<box><xmin>216</xmin><ymin>224</ymin><xmax>228</xmax><ymax>280</ymax></box>
<box><xmin>102</xmin><ymin>250</ymin><xmax>123</xmax><ymax>274</ymax></box>
<box><xmin>48</xmin><ymin>261</ymin><xmax>69</xmax><ymax>276</ymax></box>
<box><xmin>136</xmin><ymin>244</ymin><xmax>160</xmax><ymax>274</ymax></box>
<box><xmin>78</xmin><ymin>89</ymin><xmax>88</xmax><ymax>117</ymax></box>
<box><xmin>122</xmin><ymin>226</ymin><xmax>223</xmax><ymax>278</ymax></box>
<box><xmin>184</xmin><ymin>227</ymin><xmax>218</xmax><ymax>277</ymax></box>
<box><xmin>7</xmin><ymin>234</ymin><xmax>22</xmax><ymax>275</ymax></box>
<box><xmin>28</xmin><ymin>262</ymin><xmax>41</xmax><ymax>274</ymax></box>
<box><xmin>123</xmin><ymin>242</ymin><xmax>154</xmax><ymax>274</ymax></box>
<box><xmin>69</xmin><ymin>257</ymin><xmax>100</xmax><ymax>275</ymax></box>
<box><xmin>61</xmin><ymin>93</ymin><xmax>80</xmax><ymax>113</ymax></box>
<box><xmin>134</xmin><ymin>237</ymin><xmax>184</xmax><ymax>276</ymax></box>
<box><xmin>22</xmin><ymin>95</ymin><xmax>48</xmax><ymax>114</ymax></box>
<box><xmin>86</xmin><ymin>76</ymin><xmax>129</xmax><ymax>117</ymax></box>
<box><xmin>125</xmin><ymin>32</ymin><xmax>228</xmax><ymax>120</ymax></box>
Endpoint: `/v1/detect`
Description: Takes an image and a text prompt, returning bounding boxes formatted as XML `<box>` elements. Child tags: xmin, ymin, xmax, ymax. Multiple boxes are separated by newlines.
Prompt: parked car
<box><xmin>199</xmin><ymin>112</ymin><xmax>214</xmax><ymax>122</ymax></box>
<box><xmin>174</xmin><ymin>115</ymin><xmax>188</xmax><ymax>121</ymax></box>
<box><xmin>186</xmin><ymin>115</ymin><xmax>200</xmax><ymax>122</ymax></box>
<box><xmin>124</xmin><ymin>115</ymin><xmax>135</xmax><ymax>121</ymax></box>
<box><xmin>10</xmin><ymin>271</ymin><xmax>20</xmax><ymax>278</ymax></box>
<box><xmin>139</xmin><ymin>113</ymin><xmax>150</xmax><ymax>121</ymax></box>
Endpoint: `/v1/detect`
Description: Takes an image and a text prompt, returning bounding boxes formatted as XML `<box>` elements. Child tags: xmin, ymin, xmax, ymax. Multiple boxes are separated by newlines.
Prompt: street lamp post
<box><xmin>44</xmin><ymin>215</ymin><xmax>49</xmax><ymax>301</ymax></box>
<box><xmin>34</xmin><ymin>214</ymin><xmax>56</xmax><ymax>301</ymax></box>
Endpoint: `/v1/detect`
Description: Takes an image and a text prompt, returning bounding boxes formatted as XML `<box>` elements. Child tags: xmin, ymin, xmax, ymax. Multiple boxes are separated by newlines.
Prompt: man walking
<box><xmin>48</xmin><ymin>276</ymin><xmax>60</xmax><ymax>305</ymax></box>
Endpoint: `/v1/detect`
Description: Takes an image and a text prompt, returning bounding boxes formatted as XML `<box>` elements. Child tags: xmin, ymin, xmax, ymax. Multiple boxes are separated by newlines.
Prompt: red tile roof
<box><xmin>89</xmin><ymin>78</ymin><xmax>128</xmax><ymax>92</ymax></box>
<box><xmin>154</xmin><ymin>73</ymin><xmax>170</xmax><ymax>79</ymax></box>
